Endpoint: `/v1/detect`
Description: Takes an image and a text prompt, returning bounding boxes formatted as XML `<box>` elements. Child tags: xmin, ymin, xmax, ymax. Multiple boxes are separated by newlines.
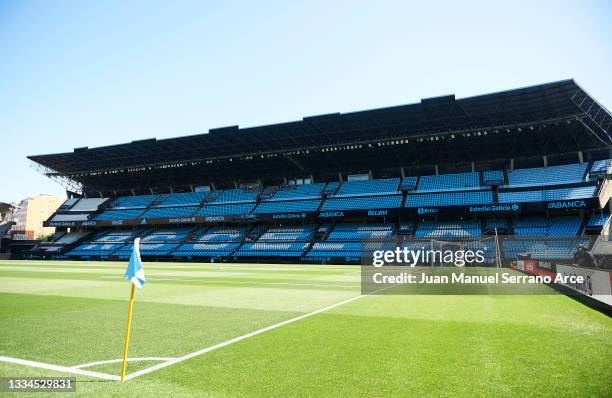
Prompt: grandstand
<box><xmin>25</xmin><ymin>80</ymin><xmax>611</xmax><ymax>264</ymax></box>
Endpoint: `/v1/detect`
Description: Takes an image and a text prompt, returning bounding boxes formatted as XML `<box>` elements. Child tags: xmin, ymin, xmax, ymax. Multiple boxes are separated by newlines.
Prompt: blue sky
<box><xmin>1</xmin><ymin>0</ymin><xmax>610</xmax><ymax>203</ymax></box>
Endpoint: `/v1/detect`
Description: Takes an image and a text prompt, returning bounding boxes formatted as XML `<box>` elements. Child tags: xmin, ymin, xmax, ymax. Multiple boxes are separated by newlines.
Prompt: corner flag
<box><xmin>120</xmin><ymin>237</ymin><xmax>144</xmax><ymax>382</ymax></box>
<box><xmin>124</xmin><ymin>238</ymin><xmax>145</xmax><ymax>288</ymax></box>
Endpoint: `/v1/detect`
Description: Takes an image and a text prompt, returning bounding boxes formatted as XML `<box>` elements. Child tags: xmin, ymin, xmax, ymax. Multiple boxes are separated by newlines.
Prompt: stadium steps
<box><xmin>326</xmin><ymin>181</ymin><xmax>341</xmax><ymax>196</ymax></box>
<box><xmin>259</xmin><ymin>186</ymin><xmax>279</xmax><ymax>200</ymax></box>
<box><xmin>138</xmin><ymin>228</ymin><xmax>156</xmax><ymax>240</ymax></box>
<box><xmin>167</xmin><ymin>243</ymin><xmax>181</xmax><ymax>256</ymax></box>
<box><xmin>303</xmin><ymin>222</ymin><xmax>335</xmax><ymax>256</ymax></box>
<box><xmin>318</xmin><ymin>221</ymin><xmax>337</xmax><ymax>242</ymax></box>
<box><xmin>492</xmin><ymin>186</ymin><xmax>499</xmax><ymax>203</ymax></box>
<box><xmin>480</xmin><ymin>219</ymin><xmax>488</xmax><ymax>234</ymax></box>
<box><xmin>228</xmin><ymin>225</ymin><xmax>263</xmax><ymax>258</ymax></box>
<box><xmin>302</xmin><ymin>240</ymin><xmax>317</xmax><ymax>258</ymax></box>
<box><xmin>312</xmin><ymin>224</ymin><xmax>330</xmax><ymax>242</ymax></box>
<box><xmin>178</xmin><ymin>227</ymin><xmax>206</xmax><ymax>244</ymax></box>
<box><xmin>315</xmin><ymin>185</ymin><xmax>333</xmax><ymax>212</ymax></box>
<box><xmin>241</xmin><ymin>225</ymin><xmax>267</xmax><ymax>245</ymax></box>
<box><xmin>410</xmin><ymin>220</ymin><xmax>418</xmax><ymax>235</ymax></box>
<box><xmin>582</xmin><ymin>161</ymin><xmax>592</xmax><ymax>180</ymax></box>
<box><xmin>577</xmin><ymin>215</ymin><xmax>589</xmax><ymax>236</ymax></box>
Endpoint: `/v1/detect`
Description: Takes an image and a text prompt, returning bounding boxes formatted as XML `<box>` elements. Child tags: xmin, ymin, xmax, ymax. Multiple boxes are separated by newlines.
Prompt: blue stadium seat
<box><xmin>334</xmin><ymin>223</ymin><xmax>392</xmax><ymax>231</ymax></box>
<box><xmin>483</xmin><ymin>170</ymin><xmax>504</xmax><ymax>185</ymax></box>
<box><xmin>485</xmin><ymin>219</ymin><xmax>508</xmax><ymax>232</ymax></box>
<box><xmin>254</xmin><ymin>199</ymin><xmax>321</xmax><ymax>214</ymax></box>
<box><xmin>325</xmin><ymin>223</ymin><xmax>393</xmax><ymax>240</ymax></box>
<box><xmin>415</xmin><ymin>221</ymin><xmax>481</xmax><ymax>237</ymax></box>
<box><xmin>587</xmin><ymin>212</ymin><xmax>610</xmax><ymax>228</ymax></box>
<box><xmin>502</xmin><ymin>238</ymin><xmax>589</xmax><ymax>260</ymax></box>
<box><xmin>173</xmin><ymin>243</ymin><xmax>241</xmax><ymax>257</ymax></box>
<box><xmin>398</xmin><ymin>222</ymin><xmax>414</xmax><ymax>234</ymax></box>
<box><xmin>141</xmin><ymin>229</ymin><xmax>192</xmax><ymax>243</ymax></box>
<box><xmin>305</xmin><ymin>242</ymin><xmax>363</xmax><ymax>258</ymax></box>
<box><xmin>66</xmin><ymin>243</ymin><xmax>125</xmax><ymax>257</ymax></box>
<box><xmin>110</xmin><ymin>195</ymin><xmax>158</xmax><ymax>209</ymax></box>
<box><xmin>507</xmin><ymin>163</ymin><xmax>587</xmax><ymax>187</ymax></box>
<box><xmin>235</xmin><ymin>225</ymin><xmax>315</xmax><ymax>257</ymax></box>
<box><xmin>115</xmin><ymin>243</ymin><xmax>178</xmax><ymax>256</ymax></box>
<box><xmin>405</xmin><ymin>190</ymin><xmax>493</xmax><ymax>207</ymax></box>
<box><xmin>272</xmin><ymin>183</ymin><xmax>325</xmax><ymax>200</ymax></box>
<box><xmin>235</xmin><ymin>242</ymin><xmax>310</xmax><ymax>257</ymax></box>
<box><xmin>305</xmin><ymin>223</ymin><xmax>393</xmax><ymax>258</ymax></box>
<box><xmin>321</xmin><ymin>195</ymin><xmax>402</xmax><ymax>211</ymax></box>
<box><xmin>92</xmin><ymin>230</ymin><xmax>134</xmax><ymax>243</ymax></box>
<box><xmin>95</xmin><ymin>209</ymin><xmax>144</xmax><ymax>220</ymax></box>
<box><xmin>335</xmin><ymin>178</ymin><xmax>400</xmax><ymax>196</ymax></box>
<box><xmin>417</xmin><ymin>172</ymin><xmax>480</xmax><ymax>191</ymax></box>
<box><xmin>498</xmin><ymin>185</ymin><xmax>596</xmax><ymax>203</ymax></box>
<box><xmin>172</xmin><ymin>226</ymin><xmax>246</xmax><ymax>257</ymax></box>
<box><xmin>193</xmin><ymin>227</ymin><xmax>246</xmax><ymax>242</ymax></box>
<box><xmin>323</xmin><ymin>182</ymin><xmax>340</xmax><ymax>194</ymax></box>
<box><xmin>327</xmin><ymin>229</ymin><xmax>393</xmax><ymax>240</ymax></box>
<box><xmin>139</xmin><ymin>206</ymin><xmax>198</xmax><ymax>218</ymax></box>
<box><xmin>590</xmin><ymin>159</ymin><xmax>612</xmax><ymax>176</ymax></box>
<box><xmin>212</xmin><ymin>189</ymin><xmax>258</xmax><ymax>203</ymax></box>
<box><xmin>400</xmin><ymin>177</ymin><xmax>417</xmax><ymax>190</ymax></box>
<box><xmin>258</xmin><ymin>226</ymin><xmax>315</xmax><ymax>242</ymax></box>
<box><xmin>514</xmin><ymin>216</ymin><xmax>581</xmax><ymax>237</ymax></box>
<box><xmin>158</xmin><ymin>191</ymin><xmax>209</xmax><ymax>206</ymax></box>
<box><xmin>196</xmin><ymin>203</ymin><xmax>255</xmax><ymax>216</ymax></box>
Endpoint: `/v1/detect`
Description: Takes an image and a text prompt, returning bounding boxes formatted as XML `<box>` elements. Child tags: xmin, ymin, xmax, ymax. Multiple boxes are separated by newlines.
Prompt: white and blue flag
<box><xmin>124</xmin><ymin>238</ymin><xmax>145</xmax><ymax>288</ymax></box>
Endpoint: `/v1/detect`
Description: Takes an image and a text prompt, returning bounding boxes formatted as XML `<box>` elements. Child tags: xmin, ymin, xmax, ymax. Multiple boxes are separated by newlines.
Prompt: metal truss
<box><xmin>29</xmin><ymin>160</ymin><xmax>83</xmax><ymax>194</ymax></box>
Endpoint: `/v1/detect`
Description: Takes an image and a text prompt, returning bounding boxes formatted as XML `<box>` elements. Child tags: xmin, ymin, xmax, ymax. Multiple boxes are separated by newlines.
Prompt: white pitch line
<box><xmin>73</xmin><ymin>357</ymin><xmax>176</xmax><ymax>369</ymax></box>
<box><xmin>125</xmin><ymin>288</ymin><xmax>388</xmax><ymax>381</ymax></box>
<box><xmin>0</xmin><ymin>356</ymin><xmax>120</xmax><ymax>381</ymax></box>
<box><xmin>0</xmin><ymin>289</ymin><xmax>388</xmax><ymax>383</ymax></box>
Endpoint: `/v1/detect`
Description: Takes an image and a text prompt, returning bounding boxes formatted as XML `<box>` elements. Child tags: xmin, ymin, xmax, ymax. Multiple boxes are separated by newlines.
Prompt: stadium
<box><xmin>1</xmin><ymin>80</ymin><xmax>611</xmax><ymax>397</ymax></box>
<box><xmin>25</xmin><ymin>79</ymin><xmax>611</xmax><ymax>266</ymax></box>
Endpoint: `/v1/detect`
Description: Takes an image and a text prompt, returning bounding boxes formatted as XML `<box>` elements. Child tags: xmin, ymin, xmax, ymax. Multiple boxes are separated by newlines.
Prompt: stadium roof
<box><xmin>29</xmin><ymin>79</ymin><xmax>611</xmax><ymax>195</ymax></box>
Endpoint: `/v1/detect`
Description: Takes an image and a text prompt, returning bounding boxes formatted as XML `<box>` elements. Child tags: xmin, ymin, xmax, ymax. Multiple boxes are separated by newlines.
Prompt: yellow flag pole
<box><xmin>120</xmin><ymin>284</ymin><xmax>136</xmax><ymax>382</ymax></box>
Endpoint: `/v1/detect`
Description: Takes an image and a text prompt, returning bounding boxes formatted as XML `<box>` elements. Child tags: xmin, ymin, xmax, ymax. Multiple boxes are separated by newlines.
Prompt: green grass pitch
<box><xmin>0</xmin><ymin>260</ymin><xmax>610</xmax><ymax>397</ymax></box>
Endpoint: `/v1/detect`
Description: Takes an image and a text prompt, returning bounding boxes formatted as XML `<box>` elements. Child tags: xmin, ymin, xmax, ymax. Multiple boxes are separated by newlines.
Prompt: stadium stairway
<box><xmin>324</xmin><ymin>181</ymin><xmax>341</xmax><ymax>196</ymax></box>
<box><xmin>303</xmin><ymin>222</ymin><xmax>335</xmax><ymax>255</ymax></box>
<box><xmin>397</xmin><ymin>220</ymin><xmax>417</xmax><ymax>235</ymax></box>
<box><xmin>583</xmin><ymin>161</ymin><xmax>592</xmax><ymax>180</ymax></box>
<box><xmin>491</xmin><ymin>186</ymin><xmax>500</xmax><ymax>203</ymax></box>
<box><xmin>258</xmin><ymin>186</ymin><xmax>278</xmax><ymax>201</ymax></box>
<box><xmin>315</xmin><ymin>197</ymin><xmax>326</xmax><ymax>212</ymax></box>
<box><xmin>399</xmin><ymin>191</ymin><xmax>408</xmax><ymax>207</ymax></box>
<box><xmin>479</xmin><ymin>219</ymin><xmax>488</xmax><ymax>235</ymax></box>
<box><xmin>577</xmin><ymin>215</ymin><xmax>589</xmax><ymax>237</ymax></box>
<box><xmin>228</xmin><ymin>225</ymin><xmax>267</xmax><ymax>257</ymax></box>
<box><xmin>166</xmin><ymin>227</ymin><xmax>202</xmax><ymax>256</ymax></box>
